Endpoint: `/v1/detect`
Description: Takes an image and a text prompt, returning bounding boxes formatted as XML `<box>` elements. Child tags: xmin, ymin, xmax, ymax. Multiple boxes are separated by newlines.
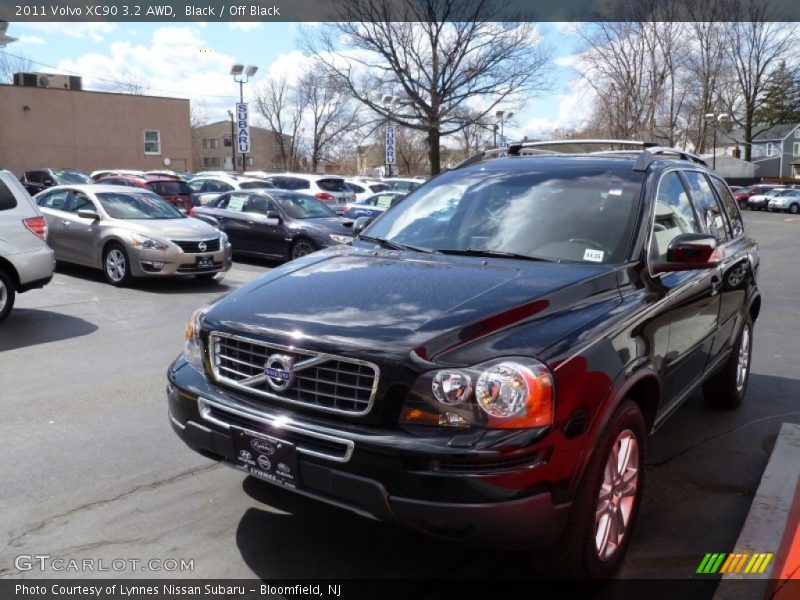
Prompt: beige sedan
<box><xmin>35</xmin><ymin>185</ymin><xmax>232</xmax><ymax>285</ymax></box>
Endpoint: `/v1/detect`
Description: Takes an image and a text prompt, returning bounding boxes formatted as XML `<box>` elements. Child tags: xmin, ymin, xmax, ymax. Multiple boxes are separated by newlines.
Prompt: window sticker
<box><xmin>583</xmin><ymin>248</ymin><xmax>604</xmax><ymax>262</ymax></box>
<box><xmin>608</xmin><ymin>188</ymin><xmax>623</xmax><ymax>196</ymax></box>
<box><xmin>227</xmin><ymin>196</ymin><xmax>246</xmax><ymax>212</ymax></box>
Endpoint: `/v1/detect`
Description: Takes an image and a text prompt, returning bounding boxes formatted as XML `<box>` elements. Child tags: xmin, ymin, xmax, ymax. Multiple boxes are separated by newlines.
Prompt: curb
<box><xmin>714</xmin><ymin>422</ymin><xmax>800</xmax><ymax>599</ymax></box>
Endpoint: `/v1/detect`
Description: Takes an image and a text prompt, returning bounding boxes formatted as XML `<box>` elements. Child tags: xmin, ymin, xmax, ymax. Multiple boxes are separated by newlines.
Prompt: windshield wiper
<box><xmin>437</xmin><ymin>248</ymin><xmax>555</xmax><ymax>262</ymax></box>
<box><xmin>358</xmin><ymin>235</ymin><xmax>435</xmax><ymax>253</ymax></box>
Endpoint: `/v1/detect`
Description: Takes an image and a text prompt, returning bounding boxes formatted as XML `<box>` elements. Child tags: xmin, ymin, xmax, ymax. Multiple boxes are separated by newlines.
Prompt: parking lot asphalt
<box><xmin>1</xmin><ymin>211</ymin><xmax>799</xmax><ymax>587</ymax></box>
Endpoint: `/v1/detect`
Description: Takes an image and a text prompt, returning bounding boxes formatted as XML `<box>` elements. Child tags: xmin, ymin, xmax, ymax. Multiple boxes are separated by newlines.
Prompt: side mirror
<box><xmin>353</xmin><ymin>216</ymin><xmax>374</xmax><ymax>237</ymax></box>
<box><xmin>652</xmin><ymin>233</ymin><xmax>720</xmax><ymax>273</ymax></box>
<box><xmin>77</xmin><ymin>209</ymin><xmax>100</xmax><ymax>220</ymax></box>
<box><xmin>265</xmin><ymin>210</ymin><xmax>281</xmax><ymax>221</ymax></box>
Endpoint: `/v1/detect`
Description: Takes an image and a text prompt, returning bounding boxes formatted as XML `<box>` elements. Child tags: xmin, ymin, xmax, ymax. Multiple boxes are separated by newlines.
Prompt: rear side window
<box><xmin>650</xmin><ymin>172</ymin><xmax>701</xmax><ymax>261</ymax></box>
<box><xmin>239</xmin><ymin>181</ymin><xmax>274</xmax><ymax>190</ymax></box>
<box><xmin>147</xmin><ymin>181</ymin><xmax>192</xmax><ymax>196</ymax></box>
<box><xmin>710</xmin><ymin>176</ymin><xmax>744</xmax><ymax>238</ymax></box>
<box><xmin>683</xmin><ymin>171</ymin><xmax>731</xmax><ymax>241</ymax></box>
<box><xmin>38</xmin><ymin>189</ymin><xmax>71</xmax><ymax>210</ymax></box>
<box><xmin>0</xmin><ymin>178</ymin><xmax>18</xmax><ymax>210</ymax></box>
<box><xmin>318</xmin><ymin>178</ymin><xmax>347</xmax><ymax>192</ymax></box>
<box><xmin>346</xmin><ymin>182</ymin><xmax>365</xmax><ymax>194</ymax></box>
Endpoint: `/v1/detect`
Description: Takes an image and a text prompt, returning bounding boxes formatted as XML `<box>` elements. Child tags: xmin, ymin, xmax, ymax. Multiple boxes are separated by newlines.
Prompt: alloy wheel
<box><xmin>0</xmin><ymin>278</ymin><xmax>7</xmax><ymax>313</ymax></box>
<box><xmin>595</xmin><ymin>429</ymin><xmax>639</xmax><ymax>561</ymax></box>
<box><xmin>292</xmin><ymin>241</ymin><xmax>315</xmax><ymax>259</ymax></box>
<box><xmin>736</xmin><ymin>324</ymin><xmax>751</xmax><ymax>392</ymax></box>
<box><xmin>105</xmin><ymin>249</ymin><xmax>127</xmax><ymax>282</ymax></box>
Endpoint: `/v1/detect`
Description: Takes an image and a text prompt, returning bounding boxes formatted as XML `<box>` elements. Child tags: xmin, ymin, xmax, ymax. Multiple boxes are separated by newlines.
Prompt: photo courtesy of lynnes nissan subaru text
<box><xmin>167</xmin><ymin>140</ymin><xmax>760</xmax><ymax>578</ymax></box>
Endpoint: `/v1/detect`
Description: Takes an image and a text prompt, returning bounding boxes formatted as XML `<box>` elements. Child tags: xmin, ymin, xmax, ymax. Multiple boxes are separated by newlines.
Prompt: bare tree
<box><xmin>298</xmin><ymin>65</ymin><xmax>365</xmax><ymax>172</ymax></box>
<box><xmin>190</xmin><ymin>100</ymin><xmax>210</xmax><ymax>130</ymax></box>
<box><xmin>723</xmin><ymin>0</ymin><xmax>798</xmax><ymax>160</ymax></box>
<box><xmin>253</xmin><ymin>75</ymin><xmax>305</xmax><ymax>170</ymax></box>
<box><xmin>102</xmin><ymin>74</ymin><xmax>151</xmax><ymax>95</ymax></box>
<box><xmin>0</xmin><ymin>50</ymin><xmax>33</xmax><ymax>83</ymax></box>
<box><xmin>307</xmin><ymin>0</ymin><xmax>550</xmax><ymax>176</ymax></box>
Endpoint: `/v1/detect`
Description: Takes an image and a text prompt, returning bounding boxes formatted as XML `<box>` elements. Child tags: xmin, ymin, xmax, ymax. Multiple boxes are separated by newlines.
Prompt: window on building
<box><xmin>202</xmin><ymin>157</ymin><xmax>221</xmax><ymax>168</ymax></box>
<box><xmin>237</xmin><ymin>156</ymin><xmax>254</xmax><ymax>167</ymax></box>
<box><xmin>793</xmin><ymin>142</ymin><xmax>800</xmax><ymax>156</ymax></box>
<box><xmin>203</xmin><ymin>138</ymin><xmax>220</xmax><ymax>150</ymax></box>
<box><xmin>795</xmin><ymin>128</ymin><xmax>800</xmax><ymax>139</ymax></box>
<box><xmin>144</xmin><ymin>130</ymin><xmax>161</xmax><ymax>155</ymax></box>
<box><xmin>766</xmin><ymin>142</ymin><xmax>775</xmax><ymax>157</ymax></box>
<box><xmin>223</xmin><ymin>135</ymin><xmax>232</xmax><ymax>148</ymax></box>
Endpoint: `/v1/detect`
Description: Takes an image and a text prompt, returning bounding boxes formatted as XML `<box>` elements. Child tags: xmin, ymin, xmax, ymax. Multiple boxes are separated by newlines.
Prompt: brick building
<box><xmin>191</xmin><ymin>120</ymin><xmax>292</xmax><ymax>172</ymax></box>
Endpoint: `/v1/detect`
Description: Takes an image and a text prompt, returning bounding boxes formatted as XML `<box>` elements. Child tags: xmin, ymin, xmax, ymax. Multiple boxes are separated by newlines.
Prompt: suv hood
<box><xmin>205</xmin><ymin>247</ymin><xmax>621</xmax><ymax>365</ymax></box>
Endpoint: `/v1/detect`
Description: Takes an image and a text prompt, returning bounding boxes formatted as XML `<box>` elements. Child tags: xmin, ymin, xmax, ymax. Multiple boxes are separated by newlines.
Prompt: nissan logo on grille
<box><xmin>264</xmin><ymin>354</ymin><xmax>295</xmax><ymax>392</ymax></box>
<box><xmin>197</xmin><ymin>241</ymin><xmax>207</xmax><ymax>252</ymax></box>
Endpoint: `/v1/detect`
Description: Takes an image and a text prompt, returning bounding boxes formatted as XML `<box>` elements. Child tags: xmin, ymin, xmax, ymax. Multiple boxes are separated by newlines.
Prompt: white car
<box><xmin>768</xmin><ymin>189</ymin><xmax>800</xmax><ymax>214</ymax></box>
<box><xmin>187</xmin><ymin>176</ymin><xmax>276</xmax><ymax>206</ymax></box>
<box><xmin>263</xmin><ymin>173</ymin><xmax>356</xmax><ymax>213</ymax></box>
<box><xmin>0</xmin><ymin>170</ymin><xmax>55</xmax><ymax>321</ymax></box>
<box><xmin>90</xmin><ymin>169</ymin><xmax>146</xmax><ymax>181</ymax></box>
<box><xmin>747</xmin><ymin>186</ymin><xmax>786</xmax><ymax>210</ymax></box>
<box><xmin>381</xmin><ymin>177</ymin><xmax>423</xmax><ymax>193</ymax></box>
<box><xmin>343</xmin><ymin>178</ymin><xmax>391</xmax><ymax>202</ymax></box>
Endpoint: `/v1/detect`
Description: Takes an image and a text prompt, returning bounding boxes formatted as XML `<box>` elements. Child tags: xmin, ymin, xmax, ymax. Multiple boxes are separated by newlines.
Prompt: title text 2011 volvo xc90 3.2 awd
<box><xmin>167</xmin><ymin>141</ymin><xmax>760</xmax><ymax>578</ymax></box>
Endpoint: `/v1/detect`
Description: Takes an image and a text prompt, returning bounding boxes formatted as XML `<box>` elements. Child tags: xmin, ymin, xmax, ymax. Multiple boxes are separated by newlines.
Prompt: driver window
<box><xmin>224</xmin><ymin>193</ymin><xmax>248</xmax><ymax>212</ymax></box>
<box><xmin>245</xmin><ymin>196</ymin><xmax>276</xmax><ymax>214</ymax></box>
<box><xmin>650</xmin><ymin>172</ymin><xmax>701</xmax><ymax>261</ymax></box>
<box><xmin>66</xmin><ymin>192</ymin><xmax>95</xmax><ymax>214</ymax></box>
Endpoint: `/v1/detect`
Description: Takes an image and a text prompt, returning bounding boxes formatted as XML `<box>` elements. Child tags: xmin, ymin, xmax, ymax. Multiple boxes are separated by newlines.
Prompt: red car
<box><xmin>733</xmin><ymin>184</ymin><xmax>783</xmax><ymax>209</ymax></box>
<box><xmin>96</xmin><ymin>175</ymin><xmax>194</xmax><ymax>212</ymax></box>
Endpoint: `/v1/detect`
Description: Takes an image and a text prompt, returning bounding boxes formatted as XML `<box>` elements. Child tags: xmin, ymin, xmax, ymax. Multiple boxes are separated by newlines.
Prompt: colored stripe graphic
<box><xmin>696</xmin><ymin>552</ymin><xmax>773</xmax><ymax>574</ymax></box>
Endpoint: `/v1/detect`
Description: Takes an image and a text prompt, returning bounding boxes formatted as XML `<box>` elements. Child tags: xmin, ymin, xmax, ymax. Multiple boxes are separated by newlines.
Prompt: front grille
<box><xmin>172</xmin><ymin>238</ymin><xmax>220</xmax><ymax>253</ymax></box>
<box><xmin>208</xmin><ymin>332</ymin><xmax>379</xmax><ymax>416</ymax></box>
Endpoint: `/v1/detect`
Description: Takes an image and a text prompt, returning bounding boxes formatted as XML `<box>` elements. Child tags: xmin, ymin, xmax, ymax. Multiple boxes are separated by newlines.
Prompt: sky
<box><xmin>4</xmin><ymin>21</ymin><xmax>592</xmax><ymax>144</ymax></box>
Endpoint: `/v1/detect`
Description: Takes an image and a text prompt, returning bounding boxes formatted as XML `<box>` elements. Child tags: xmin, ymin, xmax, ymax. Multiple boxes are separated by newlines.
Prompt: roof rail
<box><xmin>632</xmin><ymin>146</ymin><xmax>707</xmax><ymax>171</ymax></box>
<box><xmin>453</xmin><ymin>139</ymin><xmax>707</xmax><ymax>171</ymax></box>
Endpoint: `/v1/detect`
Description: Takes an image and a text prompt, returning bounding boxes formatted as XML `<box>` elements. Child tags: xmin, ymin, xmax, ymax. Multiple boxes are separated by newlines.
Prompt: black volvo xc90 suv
<box><xmin>167</xmin><ymin>141</ymin><xmax>760</xmax><ymax>578</ymax></box>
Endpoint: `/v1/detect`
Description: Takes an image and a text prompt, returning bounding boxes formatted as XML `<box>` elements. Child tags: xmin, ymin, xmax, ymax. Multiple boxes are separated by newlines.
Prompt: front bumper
<box><xmin>128</xmin><ymin>244</ymin><xmax>233</xmax><ymax>277</ymax></box>
<box><xmin>167</xmin><ymin>357</ymin><xmax>569</xmax><ymax>549</ymax></box>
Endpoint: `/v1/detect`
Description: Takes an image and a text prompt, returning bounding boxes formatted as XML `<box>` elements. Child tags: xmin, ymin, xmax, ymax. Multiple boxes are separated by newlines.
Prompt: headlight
<box><xmin>131</xmin><ymin>233</ymin><xmax>169</xmax><ymax>251</ymax></box>
<box><xmin>329</xmin><ymin>234</ymin><xmax>353</xmax><ymax>245</ymax></box>
<box><xmin>183</xmin><ymin>305</ymin><xmax>210</xmax><ymax>371</ymax></box>
<box><xmin>219</xmin><ymin>231</ymin><xmax>230</xmax><ymax>245</ymax></box>
<box><xmin>400</xmin><ymin>358</ymin><xmax>554</xmax><ymax>429</ymax></box>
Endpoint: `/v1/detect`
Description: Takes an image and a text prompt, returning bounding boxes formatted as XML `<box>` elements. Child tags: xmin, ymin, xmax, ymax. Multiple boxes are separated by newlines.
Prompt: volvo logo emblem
<box><xmin>264</xmin><ymin>354</ymin><xmax>295</xmax><ymax>392</ymax></box>
<box><xmin>197</xmin><ymin>241</ymin><xmax>208</xmax><ymax>252</ymax></box>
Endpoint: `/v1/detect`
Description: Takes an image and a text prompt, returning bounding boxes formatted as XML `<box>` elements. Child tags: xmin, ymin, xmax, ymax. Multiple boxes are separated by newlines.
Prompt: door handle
<box><xmin>61</xmin><ymin>220</ymin><xmax>70</xmax><ymax>227</ymax></box>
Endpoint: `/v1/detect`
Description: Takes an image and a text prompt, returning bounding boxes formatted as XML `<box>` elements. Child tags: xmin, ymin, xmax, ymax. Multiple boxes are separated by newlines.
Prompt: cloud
<box><xmin>228</xmin><ymin>22</ymin><xmax>262</xmax><ymax>32</ymax></box>
<box><xmin>16</xmin><ymin>35</ymin><xmax>46</xmax><ymax>45</ymax></box>
<box><xmin>54</xmin><ymin>26</ymin><xmax>240</xmax><ymax>119</ymax></box>
<box><xmin>14</xmin><ymin>22</ymin><xmax>116</xmax><ymax>42</ymax></box>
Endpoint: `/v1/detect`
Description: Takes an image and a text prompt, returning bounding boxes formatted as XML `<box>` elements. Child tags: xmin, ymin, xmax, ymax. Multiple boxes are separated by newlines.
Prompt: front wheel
<box><xmin>532</xmin><ymin>400</ymin><xmax>646</xmax><ymax>578</ymax></box>
<box><xmin>703</xmin><ymin>316</ymin><xmax>753</xmax><ymax>409</ymax></box>
<box><xmin>789</xmin><ymin>203</ymin><xmax>799</xmax><ymax>215</ymax></box>
<box><xmin>290</xmin><ymin>239</ymin><xmax>317</xmax><ymax>260</ymax></box>
<box><xmin>0</xmin><ymin>268</ymin><xmax>16</xmax><ymax>322</ymax></box>
<box><xmin>103</xmin><ymin>243</ymin><xmax>131</xmax><ymax>286</ymax></box>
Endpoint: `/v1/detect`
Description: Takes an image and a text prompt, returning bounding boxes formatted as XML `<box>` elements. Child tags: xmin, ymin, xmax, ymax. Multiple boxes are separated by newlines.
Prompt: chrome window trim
<box><xmin>197</xmin><ymin>396</ymin><xmax>355</xmax><ymax>463</ymax></box>
<box><xmin>208</xmin><ymin>331</ymin><xmax>380</xmax><ymax>417</ymax></box>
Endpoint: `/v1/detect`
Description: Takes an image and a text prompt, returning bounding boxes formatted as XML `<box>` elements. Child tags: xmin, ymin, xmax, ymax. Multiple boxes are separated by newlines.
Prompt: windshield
<box><xmin>275</xmin><ymin>193</ymin><xmax>337</xmax><ymax>219</ymax></box>
<box><xmin>55</xmin><ymin>170</ymin><xmax>92</xmax><ymax>184</ymax></box>
<box><xmin>97</xmin><ymin>191</ymin><xmax>185</xmax><ymax>219</ymax></box>
<box><xmin>239</xmin><ymin>180</ymin><xmax>274</xmax><ymax>190</ymax></box>
<box><xmin>361</xmin><ymin>162</ymin><xmax>644</xmax><ymax>264</ymax></box>
<box><xmin>147</xmin><ymin>180</ymin><xmax>192</xmax><ymax>196</ymax></box>
<box><xmin>317</xmin><ymin>178</ymin><xmax>348</xmax><ymax>192</ymax></box>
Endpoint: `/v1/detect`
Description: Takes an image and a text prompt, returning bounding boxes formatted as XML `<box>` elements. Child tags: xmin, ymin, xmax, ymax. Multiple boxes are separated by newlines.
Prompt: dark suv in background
<box><xmin>167</xmin><ymin>141</ymin><xmax>760</xmax><ymax>578</ymax></box>
<box><xmin>20</xmin><ymin>168</ymin><xmax>92</xmax><ymax>195</ymax></box>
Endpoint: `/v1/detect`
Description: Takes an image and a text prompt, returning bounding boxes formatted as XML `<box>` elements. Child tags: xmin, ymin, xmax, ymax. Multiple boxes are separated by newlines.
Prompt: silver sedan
<box><xmin>34</xmin><ymin>185</ymin><xmax>232</xmax><ymax>285</ymax></box>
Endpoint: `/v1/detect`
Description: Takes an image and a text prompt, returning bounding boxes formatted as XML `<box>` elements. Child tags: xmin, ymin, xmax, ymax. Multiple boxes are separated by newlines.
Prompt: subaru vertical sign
<box><xmin>385</xmin><ymin>124</ymin><xmax>396</xmax><ymax>165</ymax></box>
<box><xmin>236</xmin><ymin>103</ymin><xmax>250</xmax><ymax>154</ymax></box>
<box><xmin>498</xmin><ymin>135</ymin><xmax>508</xmax><ymax>158</ymax></box>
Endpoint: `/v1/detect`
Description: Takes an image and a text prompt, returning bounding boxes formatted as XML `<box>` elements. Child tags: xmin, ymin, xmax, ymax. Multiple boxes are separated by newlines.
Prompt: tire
<box><xmin>0</xmin><ymin>268</ymin><xmax>16</xmax><ymax>323</ymax></box>
<box><xmin>290</xmin><ymin>238</ymin><xmax>317</xmax><ymax>260</ymax></box>
<box><xmin>703</xmin><ymin>316</ymin><xmax>753</xmax><ymax>409</ymax></box>
<box><xmin>103</xmin><ymin>243</ymin><xmax>132</xmax><ymax>286</ymax></box>
<box><xmin>532</xmin><ymin>400</ymin><xmax>646</xmax><ymax>579</ymax></box>
<box><xmin>790</xmin><ymin>204</ymin><xmax>799</xmax><ymax>215</ymax></box>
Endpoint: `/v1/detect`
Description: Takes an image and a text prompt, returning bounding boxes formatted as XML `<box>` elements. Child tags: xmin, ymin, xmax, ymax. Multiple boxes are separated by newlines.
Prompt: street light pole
<box><xmin>227</xmin><ymin>109</ymin><xmax>236</xmax><ymax>172</ymax></box>
<box><xmin>231</xmin><ymin>63</ymin><xmax>258</xmax><ymax>174</ymax></box>
<box><xmin>704</xmin><ymin>112</ymin><xmax>730</xmax><ymax>171</ymax></box>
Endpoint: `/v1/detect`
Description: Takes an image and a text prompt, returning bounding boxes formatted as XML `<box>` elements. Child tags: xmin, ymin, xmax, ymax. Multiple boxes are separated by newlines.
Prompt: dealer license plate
<box><xmin>196</xmin><ymin>255</ymin><xmax>214</xmax><ymax>269</ymax></box>
<box><xmin>232</xmin><ymin>429</ymin><xmax>298</xmax><ymax>488</ymax></box>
